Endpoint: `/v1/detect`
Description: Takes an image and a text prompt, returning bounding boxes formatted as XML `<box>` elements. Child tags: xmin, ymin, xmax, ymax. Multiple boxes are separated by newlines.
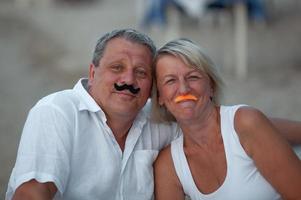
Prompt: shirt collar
<box><xmin>132</xmin><ymin>100</ymin><xmax>150</xmax><ymax>128</ymax></box>
<box><xmin>74</xmin><ymin>78</ymin><xmax>102</xmax><ymax>113</ymax></box>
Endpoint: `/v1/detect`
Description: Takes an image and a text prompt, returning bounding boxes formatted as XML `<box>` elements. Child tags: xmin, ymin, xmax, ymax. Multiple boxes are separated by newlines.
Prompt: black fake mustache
<box><xmin>114</xmin><ymin>83</ymin><xmax>140</xmax><ymax>95</ymax></box>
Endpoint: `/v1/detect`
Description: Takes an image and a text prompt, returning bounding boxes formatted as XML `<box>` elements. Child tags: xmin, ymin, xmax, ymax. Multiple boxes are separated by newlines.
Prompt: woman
<box><xmin>152</xmin><ymin>38</ymin><xmax>301</xmax><ymax>200</ymax></box>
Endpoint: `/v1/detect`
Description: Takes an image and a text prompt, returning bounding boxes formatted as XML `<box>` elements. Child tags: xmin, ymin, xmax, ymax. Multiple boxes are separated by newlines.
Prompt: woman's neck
<box><xmin>179</xmin><ymin>105</ymin><xmax>221</xmax><ymax>148</ymax></box>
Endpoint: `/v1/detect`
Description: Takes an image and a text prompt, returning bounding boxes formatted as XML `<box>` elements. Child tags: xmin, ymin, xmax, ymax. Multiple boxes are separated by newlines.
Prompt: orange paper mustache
<box><xmin>174</xmin><ymin>94</ymin><xmax>198</xmax><ymax>103</ymax></box>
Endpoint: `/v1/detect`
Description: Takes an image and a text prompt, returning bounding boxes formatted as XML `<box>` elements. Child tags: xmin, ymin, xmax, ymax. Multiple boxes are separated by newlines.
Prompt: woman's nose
<box><xmin>178</xmin><ymin>79</ymin><xmax>190</xmax><ymax>94</ymax></box>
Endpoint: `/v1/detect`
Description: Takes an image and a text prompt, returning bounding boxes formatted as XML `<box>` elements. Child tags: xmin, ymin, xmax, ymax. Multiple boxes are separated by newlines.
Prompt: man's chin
<box><xmin>115</xmin><ymin>108</ymin><xmax>139</xmax><ymax>119</ymax></box>
<box><xmin>113</xmin><ymin>103</ymin><xmax>140</xmax><ymax>114</ymax></box>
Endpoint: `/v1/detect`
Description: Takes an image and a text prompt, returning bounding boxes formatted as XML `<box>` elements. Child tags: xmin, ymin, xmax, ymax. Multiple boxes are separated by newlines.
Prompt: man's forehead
<box><xmin>103</xmin><ymin>38</ymin><xmax>153</xmax><ymax>60</ymax></box>
<box><xmin>107</xmin><ymin>37</ymin><xmax>151</xmax><ymax>52</ymax></box>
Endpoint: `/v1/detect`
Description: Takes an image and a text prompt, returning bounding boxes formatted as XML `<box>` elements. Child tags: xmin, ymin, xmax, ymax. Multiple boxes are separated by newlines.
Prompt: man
<box><xmin>6</xmin><ymin>28</ymin><xmax>301</xmax><ymax>200</ymax></box>
<box><xmin>6</xmin><ymin>29</ymin><xmax>178</xmax><ymax>200</ymax></box>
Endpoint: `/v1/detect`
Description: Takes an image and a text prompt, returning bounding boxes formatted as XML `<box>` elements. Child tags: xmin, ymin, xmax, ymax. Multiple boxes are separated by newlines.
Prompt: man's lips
<box><xmin>174</xmin><ymin>94</ymin><xmax>198</xmax><ymax>103</ymax></box>
<box><xmin>114</xmin><ymin>91</ymin><xmax>136</xmax><ymax>98</ymax></box>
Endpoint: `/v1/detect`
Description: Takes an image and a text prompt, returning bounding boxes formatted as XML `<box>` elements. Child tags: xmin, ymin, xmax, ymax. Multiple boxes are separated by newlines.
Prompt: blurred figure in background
<box><xmin>247</xmin><ymin>0</ymin><xmax>266</xmax><ymax>21</ymax></box>
<box><xmin>139</xmin><ymin>0</ymin><xmax>266</xmax><ymax>31</ymax></box>
<box><xmin>140</xmin><ymin>0</ymin><xmax>168</xmax><ymax>29</ymax></box>
<box><xmin>207</xmin><ymin>0</ymin><xmax>267</xmax><ymax>22</ymax></box>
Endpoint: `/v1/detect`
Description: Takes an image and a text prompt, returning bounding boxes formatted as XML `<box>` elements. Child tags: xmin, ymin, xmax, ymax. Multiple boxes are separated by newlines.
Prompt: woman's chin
<box><xmin>174</xmin><ymin>111</ymin><xmax>196</xmax><ymax>122</ymax></box>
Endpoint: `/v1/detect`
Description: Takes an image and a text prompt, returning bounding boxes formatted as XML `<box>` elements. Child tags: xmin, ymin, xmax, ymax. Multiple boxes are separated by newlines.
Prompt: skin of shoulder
<box><xmin>234</xmin><ymin>106</ymin><xmax>273</xmax><ymax>156</ymax></box>
<box><xmin>234</xmin><ymin>106</ymin><xmax>301</xmax><ymax>199</ymax></box>
<box><xmin>154</xmin><ymin>145</ymin><xmax>185</xmax><ymax>200</ymax></box>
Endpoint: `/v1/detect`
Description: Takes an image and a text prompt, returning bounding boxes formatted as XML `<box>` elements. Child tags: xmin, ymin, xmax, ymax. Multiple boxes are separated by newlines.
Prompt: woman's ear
<box><xmin>209</xmin><ymin>78</ymin><xmax>215</xmax><ymax>100</ymax></box>
<box><xmin>158</xmin><ymin>94</ymin><xmax>164</xmax><ymax>106</ymax></box>
<box><xmin>209</xmin><ymin>87</ymin><xmax>214</xmax><ymax>101</ymax></box>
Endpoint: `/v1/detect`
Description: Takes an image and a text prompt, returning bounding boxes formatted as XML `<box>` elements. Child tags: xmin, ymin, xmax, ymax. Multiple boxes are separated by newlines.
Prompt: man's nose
<box><xmin>120</xmin><ymin>69</ymin><xmax>135</xmax><ymax>85</ymax></box>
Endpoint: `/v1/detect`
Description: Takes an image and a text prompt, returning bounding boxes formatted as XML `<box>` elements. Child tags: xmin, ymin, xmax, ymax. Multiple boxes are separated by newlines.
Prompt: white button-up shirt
<box><xmin>6</xmin><ymin>79</ymin><xmax>179</xmax><ymax>200</ymax></box>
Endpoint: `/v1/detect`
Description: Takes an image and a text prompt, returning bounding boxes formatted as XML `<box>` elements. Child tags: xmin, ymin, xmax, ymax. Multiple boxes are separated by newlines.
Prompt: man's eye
<box><xmin>111</xmin><ymin>65</ymin><xmax>122</xmax><ymax>72</ymax></box>
<box><xmin>135</xmin><ymin>69</ymin><xmax>147</xmax><ymax>78</ymax></box>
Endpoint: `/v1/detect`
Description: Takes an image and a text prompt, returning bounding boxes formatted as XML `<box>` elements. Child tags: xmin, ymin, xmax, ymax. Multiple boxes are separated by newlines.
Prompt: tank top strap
<box><xmin>220</xmin><ymin>104</ymin><xmax>249</xmax><ymax>165</ymax></box>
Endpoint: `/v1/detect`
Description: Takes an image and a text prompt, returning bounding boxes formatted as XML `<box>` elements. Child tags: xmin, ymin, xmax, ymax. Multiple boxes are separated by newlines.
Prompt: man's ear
<box><xmin>88</xmin><ymin>63</ymin><xmax>95</xmax><ymax>85</ymax></box>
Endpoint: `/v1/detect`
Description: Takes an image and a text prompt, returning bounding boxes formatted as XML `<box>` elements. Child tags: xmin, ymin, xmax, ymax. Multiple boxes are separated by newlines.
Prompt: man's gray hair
<box><xmin>92</xmin><ymin>29</ymin><xmax>156</xmax><ymax>66</ymax></box>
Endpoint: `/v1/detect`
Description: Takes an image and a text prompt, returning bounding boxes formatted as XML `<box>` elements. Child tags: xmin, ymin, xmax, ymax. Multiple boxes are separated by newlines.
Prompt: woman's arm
<box><xmin>269</xmin><ymin>118</ymin><xmax>301</xmax><ymax>145</ymax></box>
<box><xmin>154</xmin><ymin>146</ymin><xmax>185</xmax><ymax>200</ymax></box>
<box><xmin>235</xmin><ymin>107</ymin><xmax>301</xmax><ymax>199</ymax></box>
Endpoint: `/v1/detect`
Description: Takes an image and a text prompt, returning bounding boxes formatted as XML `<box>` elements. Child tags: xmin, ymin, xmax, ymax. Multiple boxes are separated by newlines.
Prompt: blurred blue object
<box><xmin>140</xmin><ymin>0</ymin><xmax>168</xmax><ymax>28</ymax></box>
<box><xmin>207</xmin><ymin>0</ymin><xmax>266</xmax><ymax>22</ymax></box>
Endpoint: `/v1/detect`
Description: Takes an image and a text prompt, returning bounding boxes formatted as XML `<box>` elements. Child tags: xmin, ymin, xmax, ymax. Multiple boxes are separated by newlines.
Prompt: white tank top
<box><xmin>171</xmin><ymin>105</ymin><xmax>281</xmax><ymax>200</ymax></box>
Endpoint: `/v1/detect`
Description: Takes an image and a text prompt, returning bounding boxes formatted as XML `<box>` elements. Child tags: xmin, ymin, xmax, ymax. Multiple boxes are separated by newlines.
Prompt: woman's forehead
<box><xmin>156</xmin><ymin>54</ymin><xmax>205</xmax><ymax>74</ymax></box>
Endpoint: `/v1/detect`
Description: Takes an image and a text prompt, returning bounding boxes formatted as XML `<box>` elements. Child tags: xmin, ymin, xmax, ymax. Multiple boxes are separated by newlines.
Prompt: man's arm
<box><xmin>12</xmin><ymin>179</ymin><xmax>57</xmax><ymax>200</ymax></box>
<box><xmin>270</xmin><ymin>118</ymin><xmax>301</xmax><ymax>145</ymax></box>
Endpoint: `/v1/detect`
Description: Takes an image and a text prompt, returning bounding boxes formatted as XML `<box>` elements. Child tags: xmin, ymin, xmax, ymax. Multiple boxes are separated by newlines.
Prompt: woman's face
<box><xmin>156</xmin><ymin>54</ymin><xmax>213</xmax><ymax>121</ymax></box>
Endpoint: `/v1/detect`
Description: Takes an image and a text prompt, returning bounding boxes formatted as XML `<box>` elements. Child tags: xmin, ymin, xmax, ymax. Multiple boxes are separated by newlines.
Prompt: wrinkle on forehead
<box><xmin>101</xmin><ymin>38</ymin><xmax>152</xmax><ymax>68</ymax></box>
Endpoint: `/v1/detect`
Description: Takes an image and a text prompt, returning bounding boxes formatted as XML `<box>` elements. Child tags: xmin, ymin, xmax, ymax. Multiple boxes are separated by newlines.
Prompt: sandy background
<box><xmin>0</xmin><ymin>0</ymin><xmax>300</xmax><ymax>197</ymax></box>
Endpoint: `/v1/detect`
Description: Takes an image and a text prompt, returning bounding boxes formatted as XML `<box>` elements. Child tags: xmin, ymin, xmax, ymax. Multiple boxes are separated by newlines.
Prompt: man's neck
<box><xmin>106</xmin><ymin>114</ymin><xmax>136</xmax><ymax>152</ymax></box>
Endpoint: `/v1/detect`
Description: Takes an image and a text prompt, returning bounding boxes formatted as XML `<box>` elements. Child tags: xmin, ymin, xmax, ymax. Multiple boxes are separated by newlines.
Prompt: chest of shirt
<box><xmin>61</xmin><ymin>111</ymin><xmax>169</xmax><ymax>200</ymax></box>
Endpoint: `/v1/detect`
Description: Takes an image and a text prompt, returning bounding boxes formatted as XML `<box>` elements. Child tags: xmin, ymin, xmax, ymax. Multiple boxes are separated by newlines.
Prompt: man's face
<box><xmin>89</xmin><ymin>38</ymin><xmax>153</xmax><ymax>119</ymax></box>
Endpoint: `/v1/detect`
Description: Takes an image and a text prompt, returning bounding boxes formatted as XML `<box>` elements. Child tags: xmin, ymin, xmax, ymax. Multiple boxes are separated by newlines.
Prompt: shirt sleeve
<box><xmin>6</xmin><ymin>103</ymin><xmax>73</xmax><ymax>198</ymax></box>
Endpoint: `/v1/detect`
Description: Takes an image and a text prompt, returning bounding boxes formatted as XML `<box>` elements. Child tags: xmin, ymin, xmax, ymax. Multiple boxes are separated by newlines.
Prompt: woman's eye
<box><xmin>188</xmin><ymin>75</ymin><xmax>201</xmax><ymax>80</ymax></box>
<box><xmin>165</xmin><ymin>79</ymin><xmax>175</xmax><ymax>84</ymax></box>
